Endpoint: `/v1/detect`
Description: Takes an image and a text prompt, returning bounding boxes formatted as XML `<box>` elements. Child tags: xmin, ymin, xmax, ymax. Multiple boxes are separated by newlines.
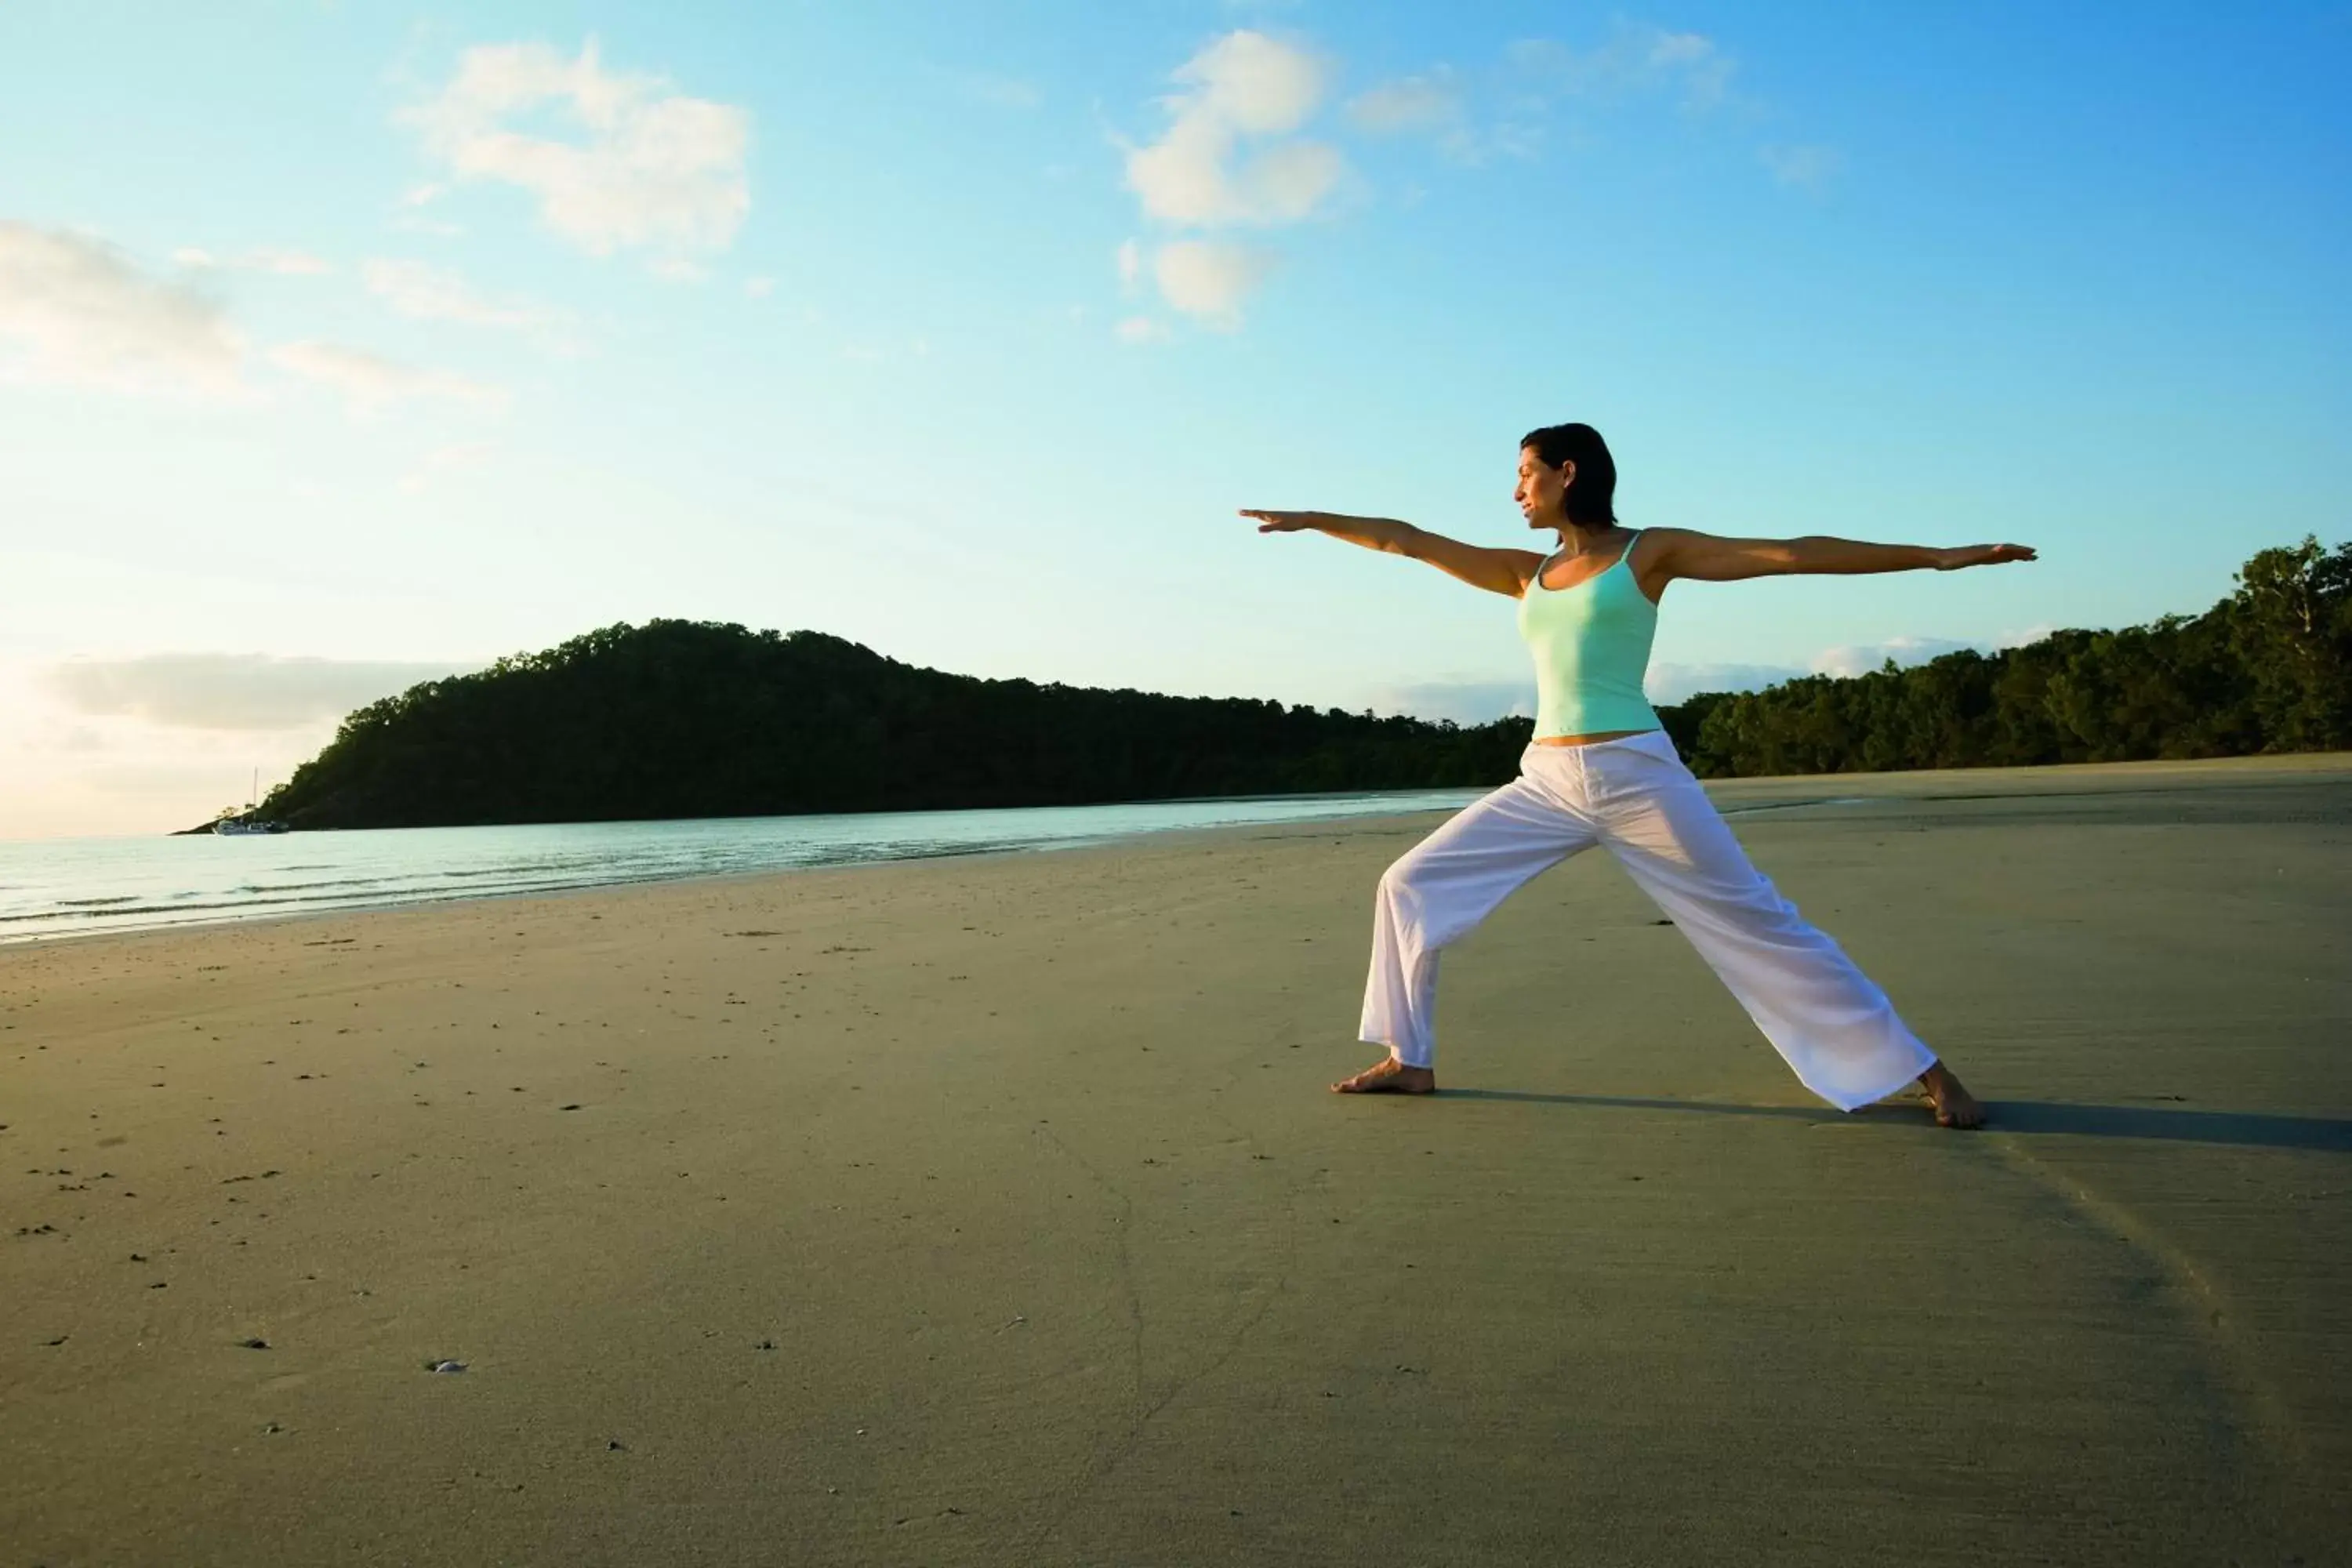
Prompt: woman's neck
<box><xmin>1552</xmin><ymin>522</ymin><xmax>1623</xmax><ymax>555</ymax></box>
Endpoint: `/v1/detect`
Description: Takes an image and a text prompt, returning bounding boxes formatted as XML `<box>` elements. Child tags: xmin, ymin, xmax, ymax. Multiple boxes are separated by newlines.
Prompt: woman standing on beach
<box><xmin>1245</xmin><ymin>423</ymin><xmax>2034</xmax><ymax>1128</ymax></box>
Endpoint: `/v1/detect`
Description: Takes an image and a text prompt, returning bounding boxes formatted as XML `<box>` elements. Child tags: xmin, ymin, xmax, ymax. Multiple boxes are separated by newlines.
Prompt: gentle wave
<box><xmin>0</xmin><ymin>791</ymin><xmax>1485</xmax><ymax>945</ymax></box>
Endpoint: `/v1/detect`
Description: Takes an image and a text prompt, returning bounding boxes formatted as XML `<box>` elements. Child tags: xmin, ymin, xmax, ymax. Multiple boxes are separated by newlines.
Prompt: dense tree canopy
<box><xmin>1664</xmin><ymin>536</ymin><xmax>2350</xmax><ymax>777</ymax></box>
<box><xmin>250</xmin><ymin>536</ymin><xmax>2345</xmax><ymax>829</ymax></box>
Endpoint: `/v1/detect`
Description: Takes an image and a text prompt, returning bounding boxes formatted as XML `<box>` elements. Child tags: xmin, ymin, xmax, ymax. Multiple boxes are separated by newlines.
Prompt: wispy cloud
<box><xmin>1361</xmin><ymin>24</ymin><xmax>1794</xmax><ymax>170</ymax></box>
<box><xmin>933</xmin><ymin>65</ymin><xmax>1041</xmax><ymax>111</ymax></box>
<box><xmin>270</xmin><ymin>339</ymin><xmax>507</xmax><ymax>412</ymax></box>
<box><xmin>1646</xmin><ymin>662</ymin><xmax>1806</xmax><ymax>705</ymax></box>
<box><xmin>0</xmin><ymin>223</ymin><xmax>246</xmax><ymax>397</ymax></box>
<box><xmin>1759</xmin><ymin>143</ymin><xmax>1844</xmax><ymax>191</ymax></box>
<box><xmin>1114</xmin><ymin>314</ymin><xmax>1170</xmax><ymax>345</ymax></box>
<box><xmin>361</xmin><ymin>258</ymin><xmax>572</xmax><ymax>349</ymax></box>
<box><xmin>390</xmin><ymin>183</ymin><xmax>465</xmax><ymax>238</ymax></box>
<box><xmin>1806</xmin><ymin>636</ymin><xmax>1980</xmax><ymax>680</ymax></box>
<box><xmin>44</xmin><ymin>653</ymin><xmax>474</xmax><ymax>731</ymax></box>
<box><xmin>1345</xmin><ymin>69</ymin><xmax>1462</xmax><ymax>136</ymax></box>
<box><xmin>397</xmin><ymin>441</ymin><xmax>496</xmax><ymax>495</ymax></box>
<box><xmin>399</xmin><ymin>38</ymin><xmax>752</xmax><ymax>260</ymax></box>
<box><xmin>1506</xmin><ymin>24</ymin><xmax>1738</xmax><ymax>111</ymax></box>
<box><xmin>172</xmin><ymin>245</ymin><xmax>334</xmax><ymax>276</ymax></box>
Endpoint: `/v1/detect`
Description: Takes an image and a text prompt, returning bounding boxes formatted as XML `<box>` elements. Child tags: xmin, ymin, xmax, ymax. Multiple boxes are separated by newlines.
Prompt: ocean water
<box><xmin>0</xmin><ymin>789</ymin><xmax>1484</xmax><ymax>946</ymax></box>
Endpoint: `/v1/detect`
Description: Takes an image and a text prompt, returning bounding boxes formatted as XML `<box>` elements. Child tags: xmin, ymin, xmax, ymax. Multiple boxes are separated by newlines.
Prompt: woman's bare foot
<box><xmin>1918</xmin><ymin>1061</ymin><xmax>1985</xmax><ymax>1129</ymax></box>
<box><xmin>1332</xmin><ymin>1055</ymin><xmax>1437</xmax><ymax>1094</ymax></box>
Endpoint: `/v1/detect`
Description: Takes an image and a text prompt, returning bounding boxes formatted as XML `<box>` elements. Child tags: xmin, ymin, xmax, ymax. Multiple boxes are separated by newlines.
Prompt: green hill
<box><xmin>256</xmin><ymin>623</ymin><xmax>1533</xmax><ymax>829</ymax></box>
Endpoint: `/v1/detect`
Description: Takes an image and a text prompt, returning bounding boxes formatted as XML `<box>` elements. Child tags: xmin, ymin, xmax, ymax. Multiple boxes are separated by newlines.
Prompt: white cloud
<box><xmin>0</xmin><ymin>223</ymin><xmax>246</xmax><ymax>397</ymax></box>
<box><xmin>391</xmin><ymin>187</ymin><xmax>465</xmax><ymax>238</ymax></box>
<box><xmin>397</xmin><ymin>441</ymin><xmax>496</xmax><ymax>494</ymax></box>
<box><xmin>1124</xmin><ymin>31</ymin><xmax>1345</xmax><ymax>228</ymax></box>
<box><xmin>270</xmin><ymin>339</ymin><xmax>507</xmax><ymax>412</ymax></box>
<box><xmin>1116</xmin><ymin>238</ymin><xmax>1142</xmax><ymax>289</ymax></box>
<box><xmin>1760</xmin><ymin>143</ymin><xmax>1843</xmax><ymax>191</ymax></box>
<box><xmin>1508</xmin><ymin>24</ymin><xmax>1737</xmax><ymax>111</ymax></box>
<box><xmin>399</xmin><ymin>38</ymin><xmax>751</xmax><ymax>258</ymax></box>
<box><xmin>1646</xmin><ymin>662</ymin><xmax>1806</xmax><ymax>705</ymax></box>
<box><xmin>648</xmin><ymin>257</ymin><xmax>709</xmax><ymax>285</ymax></box>
<box><xmin>1152</xmin><ymin>240</ymin><xmax>1273</xmax><ymax>329</ymax></box>
<box><xmin>1114</xmin><ymin>314</ymin><xmax>1170</xmax><ymax>344</ymax></box>
<box><xmin>1644</xmin><ymin>31</ymin><xmax>1736</xmax><ymax>108</ymax></box>
<box><xmin>172</xmin><ymin>245</ymin><xmax>333</xmax><ymax>275</ymax></box>
<box><xmin>1346</xmin><ymin>71</ymin><xmax>1461</xmax><ymax>135</ymax></box>
<box><xmin>361</xmin><ymin>258</ymin><xmax>558</xmax><ymax>336</ymax></box>
<box><xmin>937</xmin><ymin>67</ymin><xmax>1040</xmax><ymax>111</ymax></box>
<box><xmin>44</xmin><ymin>653</ymin><xmax>474</xmax><ymax>731</ymax></box>
<box><xmin>1806</xmin><ymin>636</ymin><xmax>1980</xmax><ymax>680</ymax></box>
<box><xmin>1399</xmin><ymin>27</ymin><xmax>1834</xmax><ymax>183</ymax></box>
<box><xmin>249</xmin><ymin>248</ymin><xmax>333</xmax><ymax>276</ymax></box>
<box><xmin>742</xmin><ymin>274</ymin><xmax>775</xmax><ymax>299</ymax></box>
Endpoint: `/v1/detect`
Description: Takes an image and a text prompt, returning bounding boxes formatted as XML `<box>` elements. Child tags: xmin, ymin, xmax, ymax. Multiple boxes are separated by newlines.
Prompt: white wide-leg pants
<box><xmin>1359</xmin><ymin>731</ymin><xmax>1936</xmax><ymax>1111</ymax></box>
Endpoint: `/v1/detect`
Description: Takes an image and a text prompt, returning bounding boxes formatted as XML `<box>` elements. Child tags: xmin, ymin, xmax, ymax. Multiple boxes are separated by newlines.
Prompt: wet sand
<box><xmin>4</xmin><ymin>753</ymin><xmax>2349</xmax><ymax>1566</ymax></box>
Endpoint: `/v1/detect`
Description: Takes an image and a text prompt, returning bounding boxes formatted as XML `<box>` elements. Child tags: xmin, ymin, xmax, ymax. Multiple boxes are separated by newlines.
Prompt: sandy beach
<box><xmin>5</xmin><ymin>753</ymin><xmax>2349</xmax><ymax>1567</ymax></box>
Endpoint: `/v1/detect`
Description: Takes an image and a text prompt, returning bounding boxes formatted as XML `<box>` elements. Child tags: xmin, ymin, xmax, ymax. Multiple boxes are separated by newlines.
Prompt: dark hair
<box><xmin>1520</xmin><ymin>423</ymin><xmax>1618</xmax><ymax>527</ymax></box>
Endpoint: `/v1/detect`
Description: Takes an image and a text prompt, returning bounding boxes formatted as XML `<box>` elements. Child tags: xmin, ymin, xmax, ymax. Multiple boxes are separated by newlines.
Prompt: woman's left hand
<box><xmin>1937</xmin><ymin>543</ymin><xmax>2038</xmax><ymax>569</ymax></box>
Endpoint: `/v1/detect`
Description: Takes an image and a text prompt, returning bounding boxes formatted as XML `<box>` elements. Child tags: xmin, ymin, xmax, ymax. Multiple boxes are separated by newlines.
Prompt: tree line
<box><xmin>249</xmin><ymin>535</ymin><xmax>2345</xmax><ymax>829</ymax></box>
<box><xmin>1660</xmin><ymin>535</ymin><xmax>2349</xmax><ymax>775</ymax></box>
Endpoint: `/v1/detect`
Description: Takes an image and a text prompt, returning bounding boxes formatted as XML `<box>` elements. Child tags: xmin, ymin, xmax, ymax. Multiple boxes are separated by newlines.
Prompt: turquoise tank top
<box><xmin>1516</xmin><ymin>531</ymin><xmax>1662</xmax><ymax>739</ymax></box>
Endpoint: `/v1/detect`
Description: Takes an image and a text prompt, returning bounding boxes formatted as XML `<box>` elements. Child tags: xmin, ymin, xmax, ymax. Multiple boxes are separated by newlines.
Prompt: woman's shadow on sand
<box><xmin>1437</xmin><ymin>1091</ymin><xmax>2352</xmax><ymax>1152</ymax></box>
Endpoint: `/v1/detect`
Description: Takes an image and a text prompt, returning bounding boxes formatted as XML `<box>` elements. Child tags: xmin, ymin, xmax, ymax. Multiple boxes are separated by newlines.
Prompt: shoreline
<box><xmin>9</xmin><ymin>750</ymin><xmax>2345</xmax><ymax>953</ymax></box>
<box><xmin>0</xmin><ymin>808</ymin><xmax>1466</xmax><ymax>956</ymax></box>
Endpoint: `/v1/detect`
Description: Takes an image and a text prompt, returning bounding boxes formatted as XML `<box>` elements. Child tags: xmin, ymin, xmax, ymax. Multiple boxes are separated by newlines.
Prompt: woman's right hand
<box><xmin>1241</xmin><ymin>509</ymin><xmax>1320</xmax><ymax>534</ymax></box>
<box><xmin>1934</xmin><ymin>543</ymin><xmax>2038</xmax><ymax>569</ymax></box>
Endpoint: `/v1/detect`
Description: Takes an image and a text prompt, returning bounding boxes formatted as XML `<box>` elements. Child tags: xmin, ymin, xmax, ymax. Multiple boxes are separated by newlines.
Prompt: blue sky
<box><xmin>2</xmin><ymin>1</ymin><xmax>2347</xmax><ymax>837</ymax></box>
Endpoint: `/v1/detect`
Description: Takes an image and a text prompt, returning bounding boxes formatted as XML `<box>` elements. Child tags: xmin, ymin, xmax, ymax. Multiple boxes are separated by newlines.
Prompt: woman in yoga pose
<box><xmin>1245</xmin><ymin>423</ymin><xmax>2034</xmax><ymax>1127</ymax></box>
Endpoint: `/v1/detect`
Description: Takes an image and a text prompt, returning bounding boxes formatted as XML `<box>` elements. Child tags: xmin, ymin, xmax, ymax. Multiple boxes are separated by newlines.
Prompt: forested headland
<box><xmin>245</xmin><ymin>536</ymin><xmax>2346</xmax><ymax>830</ymax></box>
<box><xmin>251</xmin><ymin>626</ymin><xmax>1531</xmax><ymax>829</ymax></box>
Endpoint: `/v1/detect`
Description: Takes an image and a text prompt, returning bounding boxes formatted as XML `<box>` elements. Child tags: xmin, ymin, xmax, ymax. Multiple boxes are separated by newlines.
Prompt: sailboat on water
<box><xmin>213</xmin><ymin>769</ymin><xmax>289</xmax><ymax>835</ymax></box>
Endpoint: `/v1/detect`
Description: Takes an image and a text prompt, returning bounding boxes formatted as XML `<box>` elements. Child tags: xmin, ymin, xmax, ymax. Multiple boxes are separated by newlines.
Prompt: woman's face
<box><xmin>1515</xmin><ymin>445</ymin><xmax>1574</xmax><ymax>529</ymax></box>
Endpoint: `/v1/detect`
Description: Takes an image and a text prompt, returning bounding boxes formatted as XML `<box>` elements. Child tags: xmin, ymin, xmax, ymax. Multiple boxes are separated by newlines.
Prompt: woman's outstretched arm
<box><xmin>1243</xmin><ymin>510</ymin><xmax>1544</xmax><ymax>598</ymax></box>
<box><xmin>1652</xmin><ymin>529</ymin><xmax>2036</xmax><ymax>583</ymax></box>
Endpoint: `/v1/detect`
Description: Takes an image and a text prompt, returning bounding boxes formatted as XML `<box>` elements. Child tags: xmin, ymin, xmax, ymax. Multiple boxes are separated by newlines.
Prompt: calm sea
<box><xmin>0</xmin><ymin>789</ymin><xmax>1483</xmax><ymax>946</ymax></box>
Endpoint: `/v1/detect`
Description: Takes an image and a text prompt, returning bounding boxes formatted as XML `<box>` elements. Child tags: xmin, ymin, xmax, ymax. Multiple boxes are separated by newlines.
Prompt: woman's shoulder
<box><xmin>1629</xmin><ymin>524</ymin><xmax>1701</xmax><ymax>548</ymax></box>
<box><xmin>1626</xmin><ymin>526</ymin><xmax>1697</xmax><ymax>604</ymax></box>
<box><xmin>1628</xmin><ymin>525</ymin><xmax>1708</xmax><ymax>568</ymax></box>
